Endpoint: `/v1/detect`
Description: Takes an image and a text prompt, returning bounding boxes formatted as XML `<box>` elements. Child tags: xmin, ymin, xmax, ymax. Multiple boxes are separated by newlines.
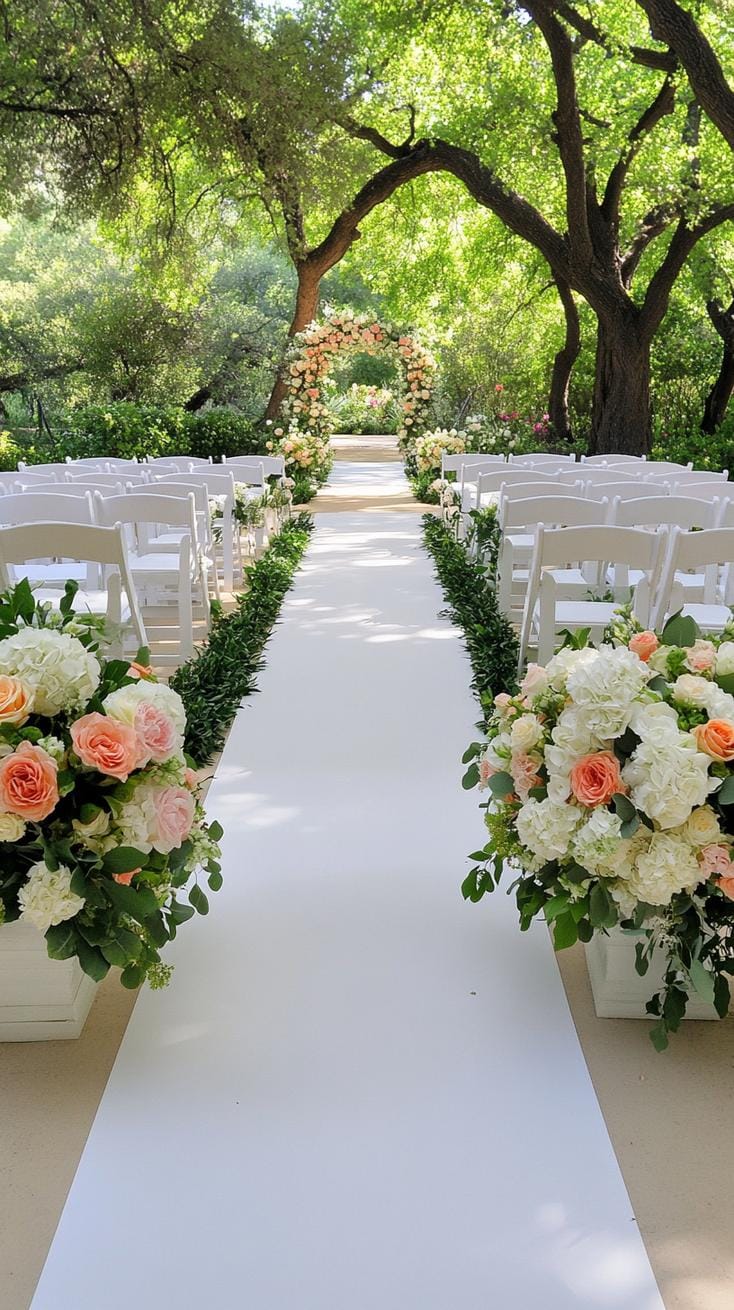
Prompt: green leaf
<box><xmin>45</xmin><ymin>922</ymin><xmax>78</xmax><ymax>960</ymax></box>
<box><xmin>589</xmin><ymin>882</ymin><xmax>618</xmax><ymax>929</ymax></box>
<box><xmin>552</xmin><ymin>912</ymin><xmax>578</xmax><ymax>950</ymax></box>
<box><xmin>620</xmin><ymin>814</ymin><xmax>640</xmax><ymax>839</ymax></box>
<box><xmin>488</xmin><ymin>770</ymin><xmax>514</xmax><ymax>798</ymax></box>
<box><xmin>715</xmin><ymin>672</ymin><xmax>734</xmax><ymax>696</ymax></box>
<box><xmin>688</xmin><ymin>957</ymin><xmax>715</xmax><ymax>1007</ymax></box>
<box><xmin>714</xmin><ymin>974</ymin><xmax>730</xmax><ymax>1019</ymax></box>
<box><xmin>106</xmin><ymin>880</ymin><xmax>160</xmax><ymax>923</ymax></box>
<box><xmin>716</xmin><ymin>775</ymin><xmax>734</xmax><ymax>807</ymax></box>
<box><xmin>120</xmin><ymin>962</ymin><xmax>146</xmax><ymax>989</ymax></box>
<box><xmin>612</xmin><ymin>793</ymin><xmax>636</xmax><ymax>822</ymax></box>
<box><xmin>189</xmin><ymin>884</ymin><xmax>209</xmax><ymax>915</ymax></box>
<box><xmin>115</xmin><ymin>927</ymin><xmax>142</xmax><ymax>959</ymax></box>
<box><xmin>462</xmin><ymin>762</ymin><xmax>480</xmax><ymax>790</ymax></box>
<box><xmin>634</xmin><ymin>941</ymin><xmax>650</xmax><ymax>976</ymax></box>
<box><xmin>543</xmin><ymin>892</ymin><xmax>570</xmax><ymax>922</ymax></box>
<box><xmin>649</xmin><ymin>1021</ymin><xmax>669</xmax><ymax>1052</ymax></box>
<box><xmin>647</xmin><ymin>675</ymin><xmax>668</xmax><ymax>694</ymax></box>
<box><xmin>661</xmin><ymin>611</ymin><xmax>699</xmax><ymax>648</ymax></box>
<box><xmin>207</xmin><ymin>820</ymin><xmax>224</xmax><ymax>842</ymax></box>
<box><xmin>207</xmin><ymin>870</ymin><xmax>223</xmax><ymax>892</ymax></box>
<box><xmin>462</xmin><ymin>743</ymin><xmax>482</xmax><ymax>764</ymax></box>
<box><xmin>576</xmin><ymin>918</ymin><xmax>593</xmax><ymax>943</ymax></box>
<box><xmin>169</xmin><ymin>899</ymin><xmax>196</xmax><ymax>925</ymax></box>
<box><xmin>76</xmin><ymin>940</ymin><xmax>110</xmax><ymax>982</ymax></box>
<box><xmin>663</xmin><ymin>985</ymin><xmax>688</xmax><ymax>1031</ymax></box>
<box><xmin>100</xmin><ymin>938</ymin><xmax>130</xmax><ymax>968</ymax></box>
<box><xmin>103</xmin><ymin>846</ymin><xmax>147</xmax><ymax>875</ymax></box>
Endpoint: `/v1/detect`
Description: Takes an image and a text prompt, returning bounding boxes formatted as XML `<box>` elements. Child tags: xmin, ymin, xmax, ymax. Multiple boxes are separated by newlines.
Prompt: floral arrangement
<box><xmin>411</xmin><ymin>429</ymin><xmax>467</xmax><ymax>475</ymax></box>
<box><xmin>279</xmin><ymin>311</ymin><xmax>435</xmax><ymax>442</ymax></box>
<box><xmin>0</xmin><ymin>581</ymin><xmax>223</xmax><ymax>989</ymax></box>
<box><xmin>265</xmin><ymin>427</ymin><xmax>333</xmax><ymax>494</ymax></box>
<box><xmin>463</xmin><ymin>610</ymin><xmax>734</xmax><ymax>1049</ymax></box>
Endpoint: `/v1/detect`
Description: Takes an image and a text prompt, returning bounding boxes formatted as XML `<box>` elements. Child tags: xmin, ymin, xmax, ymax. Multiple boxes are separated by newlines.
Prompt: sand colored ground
<box><xmin>2</xmin><ymin>435</ymin><xmax>733</xmax><ymax>1310</ymax></box>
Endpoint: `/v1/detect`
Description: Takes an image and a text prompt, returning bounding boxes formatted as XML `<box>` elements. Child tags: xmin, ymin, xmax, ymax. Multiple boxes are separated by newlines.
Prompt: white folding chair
<box><xmin>0</xmin><ymin>491</ymin><xmax>98</xmax><ymax>588</ymax></box>
<box><xmin>520</xmin><ymin>524</ymin><xmax>663</xmax><ymax>668</ymax></box>
<box><xmin>580</xmin><ymin>453</ymin><xmax>649</xmax><ymax>466</ymax></box>
<box><xmin>668</xmin><ymin>478</ymin><xmax>733</xmax><ymax>500</ymax></box>
<box><xmin>15</xmin><ymin>462</ymin><xmax>72</xmax><ymax>479</ymax></box>
<box><xmin>65</xmin><ymin>470</ymin><xmax>151</xmax><ymax>487</ymax></box>
<box><xmin>151</xmin><ymin>469</ymin><xmax>238</xmax><ymax>590</ymax></box>
<box><xmin>13</xmin><ymin>480</ymin><xmax>113</xmax><ymax>498</ymax></box>
<box><xmin>507</xmin><ymin>454</ymin><xmax>577</xmax><ymax>470</ymax></box>
<box><xmin>562</xmin><ymin>466</ymin><xmax>640</xmax><ymax>485</ymax></box>
<box><xmin>0</xmin><ymin>522</ymin><xmax>146</xmax><ymax>656</ymax></box>
<box><xmin>611</xmin><ymin>494</ymin><xmax>721</xmax><ymax>595</ymax></box>
<box><xmin>473</xmin><ymin>466</ymin><xmax>560</xmax><ymax>509</ymax></box>
<box><xmin>131</xmin><ymin>481</ymin><xmax>221</xmax><ymax>602</ymax></box>
<box><xmin>10</xmin><ymin>470</ymin><xmax>73</xmax><ymax>489</ymax></box>
<box><xmin>144</xmin><ymin>456</ymin><xmax>212</xmax><ymax>470</ymax></box>
<box><xmin>223</xmin><ymin>455</ymin><xmax>286</xmax><ymax>479</ymax></box>
<box><xmin>653</xmin><ymin>527</ymin><xmax>734</xmax><ymax>633</ymax></box>
<box><xmin>497</xmin><ymin>494</ymin><xmax>611</xmax><ymax>617</ymax></box>
<box><xmin>95</xmin><ymin>492</ymin><xmax>211</xmax><ymax>662</ymax></box>
<box><xmin>584</xmin><ymin>479</ymin><xmax>668</xmax><ymax>502</ymax></box>
<box><xmin>441</xmin><ymin>452</ymin><xmax>506</xmax><ymax>479</ymax></box>
<box><xmin>647</xmin><ymin>467</ymin><xmax>729</xmax><ymax>485</ymax></box>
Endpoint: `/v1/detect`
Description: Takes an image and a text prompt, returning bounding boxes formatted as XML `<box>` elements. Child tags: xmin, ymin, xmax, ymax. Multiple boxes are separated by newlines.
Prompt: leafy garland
<box><xmin>171</xmin><ymin>515</ymin><xmax>313</xmax><ymax>763</ymax></box>
<box><xmin>421</xmin><ymin>514</ymin><xmax>519</xmax><ymax>708</ymax></box>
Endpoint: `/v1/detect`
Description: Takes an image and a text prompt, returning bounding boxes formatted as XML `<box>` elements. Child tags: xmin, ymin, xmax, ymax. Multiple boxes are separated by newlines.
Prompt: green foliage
<box><xmin>30</xmin><ymin>402</ymin><xmax>264</xmax><ymax>464</ymax></box>
<box><xmin>421</xmin><ymin>515</ymin><xmax>518</xmax><ymax>705</ymax></box>
<box><xmin>171</xmin><ymin>515</ymin><xmax>313</xmax><ymax>762</ymax></box>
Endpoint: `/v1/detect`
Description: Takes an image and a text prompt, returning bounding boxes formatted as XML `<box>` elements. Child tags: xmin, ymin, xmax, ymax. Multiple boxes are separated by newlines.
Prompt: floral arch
<box><xmin>280</xmin><ymin>311</ymin><xmax>436</xmax><ymax>443</ymax></box>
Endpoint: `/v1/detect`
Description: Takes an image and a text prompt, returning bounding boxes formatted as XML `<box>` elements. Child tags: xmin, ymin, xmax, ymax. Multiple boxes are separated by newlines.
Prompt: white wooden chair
<box><xmin>440</xmin><ymin>452</ymin><xmax>506</xmax><ymax>478</ymax></box>
<box><xmin>13</xmin><ymin>480</ymin><xmax>114</xmax><ymax>498</ymax></box>
<box><xmin>11</xmin><ymin>470</ymin><xmax>73</xmax><ymax>489</ymax></box>
<box><xmin>611</xmin><ymin>494</ymin><xmax>721</xmax><ymax>596</ymax></box>
<box><xmin>0</xmin><ymin>522</ymin><xmax>146</xmax><ymax>656</ymax></box>
<box><xmin>131</xmin><ymin>481</ymin><xmax>221</xmax><ymax>603</ymax></box>
<box><xmin>653</xmin><ymin>527</ymin><xmax>734</xmax><ymax>633</ymax></box>
<box><xmin>15</xmin><ymin>462</ymin><xmax>72</xmax><ymax>479</ymax></box>
<box><xmin>151</xmin><ymin>469</ymin><xmax>238</xmax><ymax>591</ymax></box>
<box><xmin>473</xmin><ymin>466</ymin><xmax>560</xmax><ymax>509</ymax></box>
<box><xmin>519</xmin><ymin>524</ymin><xmax>664</xmax><ymax>669</ymax></box>
<box><xmin>561</xmin><ymin>466</ymin><xmax>639</xmax><ymax>485</ymax></box>
<box><xmin>65</xmin><ymin>470</ymin><xmax>151</xmax><ymax>488</ymax></box>
<box><xmin>223</xmin><ymin>455</ymin><xmax>286</xmax><ymax>479</ymax></box>
<box><xmin>144</xmin><ymin>456</ymin><xmax>212</xmax><ymax>471</ymax></box>
<box><xmin>0</xmin><ymin>492</ymin><xmax>98</xmax><ymax>588</ymax></box>
<box><xmin>647</xmin><ymin>467</ymin><xmax>729</xmax><ymax>485</ymax></box>
<box><xmin>584</xmin><ymin>479</ymin><xmax>668</xmax><ymax>502</ymax></box>
<box><xmin>580</xmin><ymin>453</ymin><xmax>649</xmax><ymax>466</ymax></box>
<box><xmin>497</xmin><ymin>494</ymin><xmax>611</xmax><ymax>618</ymax></box>
<box><xmin>507</xmin><ymin>454</ymin><xmax>577</xmax><ymax>471</ymax></box>
<box><xmin>95</xmin><ymin>492</ymin><xmax>210</xmax><ymax>661</ymax></box>
<box><xmin>667</xmin><ymin>478</ymin><xmax>733</xmax><ymax>500</ymax></box>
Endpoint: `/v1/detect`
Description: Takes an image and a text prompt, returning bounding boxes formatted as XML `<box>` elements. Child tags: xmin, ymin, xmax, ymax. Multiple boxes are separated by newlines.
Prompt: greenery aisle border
<box><xmin>172</xmin><ymin>514</ymin><xmax>313</xmax><ymax>764</ymax></box>
<box><xmin>421</xmin><ymin>514</ymin><xmax>518</xmax><ymax>710</ymax></box>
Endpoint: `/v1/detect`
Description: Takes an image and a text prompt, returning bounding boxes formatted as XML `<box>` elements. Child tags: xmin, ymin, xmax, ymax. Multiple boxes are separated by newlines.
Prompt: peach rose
<box><xmin>0</xmin><ymin>674</ymin><xmax>33</xmax><ymax>725</ymax></box>
<box><xmin>570</xmin><ymin>751</ymin><xmax>626</xmax><ymax>808</ymax></box>
<box><xmin>134</xmin><ymin>703</ymin><xmax>179</xmax><ymax>765</ymax></box>
<box><xmin>629</xmin><ymin>631</ymin><xmax>659</xmax><ymax>662</ymax></box>
<box><xmin>71</xmin><ymin>712</ymin><xmax>140</xmax><ymax>781</ymax></box>
<box><xmin>127</xmin><ymin>661</ymin><xmax>154</xmax><ymax>681</ymax></box>
<box><xmin>694</xmin><ymin>719</ymin><xmax>734</xmax><ymax>762</ymax></box>
<box><xmin>183</xmin><ymin>767</ymin><xmax>198</xmax><ymax>790</ymax></box>
<box><xmin>149</xmin><ymin>785</ymin><xmax>195</xmax><ymax>854</ymax></box>
<box><xmin>0</xmin><ymin>741</ymin><xmax>59</xmax><ymax>821</ymax></box>
<box><xmin>686</xmin><ymin>639</ymin><xmax>716</xmax><ymax>673</ymax></box>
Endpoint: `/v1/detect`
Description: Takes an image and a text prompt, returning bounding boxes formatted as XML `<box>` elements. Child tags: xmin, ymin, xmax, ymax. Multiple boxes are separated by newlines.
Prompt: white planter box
<box><xmin>0</xmin><ymin>919</ymin><xmax>97</xmax><ymax>1041</ymax></box>
<box><xmin>585</xmin><ymin>928</ymin><xmax>719</xmax><ymax>1021</ymax></box>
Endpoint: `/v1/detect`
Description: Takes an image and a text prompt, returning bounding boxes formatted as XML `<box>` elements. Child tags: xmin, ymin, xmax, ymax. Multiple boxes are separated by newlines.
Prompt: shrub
<box><xmin>46</xmin><ymin>402</ymin><xmax>264</xmax><ymax>464</ymax></box>
<box><xmin>184</xmin><ymin>409</ymin><xmax>264</xmax><ymax>460</ymax></box>
<box><xmin>0</xmin><ymin>429</ymin><xmax>29</xmax><ymax>471</ymax></box>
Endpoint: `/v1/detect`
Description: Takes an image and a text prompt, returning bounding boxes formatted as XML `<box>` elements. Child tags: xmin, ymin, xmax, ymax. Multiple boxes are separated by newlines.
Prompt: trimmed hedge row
<box><xmin>422</xmin><ymin>514</ymin><xmax>519</xmax><ymax>707</ymax></box>
<box><xmin>171</xmin><ymin>514</ymin><xmax>313</xmax><ymax>763</ymax></box>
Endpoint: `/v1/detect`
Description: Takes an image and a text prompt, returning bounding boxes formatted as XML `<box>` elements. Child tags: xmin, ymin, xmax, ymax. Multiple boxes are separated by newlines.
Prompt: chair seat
<box><xmin>679</xmin><ymin>603</ymin><xmax>733</xmax><ymax>632</ymax></box>
<box><xmin>33</xmin><ymin>588</ymin><xmax>132</xmax><ymax>623</ymax></box>
<box><xmin>128</xmin><ymin>551</ymin><xmax>193</xmax><ymax>576</ymax></box>
<box><xmin>19</xmin><ymin>562</ymin><xmax>89</xmax><ymax>584</ymax></box>
<box><xmin>534</xmin><ymin>599</ymin><xmax>618</xmax><ymax>630</ymax></box>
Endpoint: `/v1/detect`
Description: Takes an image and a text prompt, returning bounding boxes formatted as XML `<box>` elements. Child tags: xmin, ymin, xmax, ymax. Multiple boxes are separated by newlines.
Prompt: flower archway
<box><xmin>280</xmin><ymin>311</ymin><xmax>436</xmax><ymax>442</ymax></box>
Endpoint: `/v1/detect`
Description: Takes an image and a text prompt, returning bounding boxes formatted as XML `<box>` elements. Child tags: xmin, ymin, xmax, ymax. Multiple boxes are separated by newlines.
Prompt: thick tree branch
<box><xmin>524</xmin><ymin>0</ymin><xmax>593</xmax><ymax>263</ymax></box>
<box><xmin>0</xmin><ymin>360</ymin><xmax>85</xmax><ymax>394</ymax></box>
<box><xmin>620</xmin><ymin>202</ymin><xmax>678</xmax><ymax>283</ymax></box>
<box><xmin>642</xmin><ymin>203</ymin><xmax>734</xmax><ymax>335</ymax></box>
<box><xmin>551</xmin><ymin>0</ymin><xmax>677</xmax><ymax>71</ymax></box>
<box><xmin>635</xmin><ymin>0</ymin><xmax>734</xmax><ymax>149</ymax></box>
<box><xmin>602</xmin><ymin>77</ymin><xmax>676</xmax><ymax>224</ymax></box>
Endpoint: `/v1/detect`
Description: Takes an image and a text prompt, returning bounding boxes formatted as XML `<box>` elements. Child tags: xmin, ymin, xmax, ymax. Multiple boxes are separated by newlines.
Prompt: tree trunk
<box><xmin>701</xmin><ymin>297</ymin><xmax>734</xmax><ymax>434</ymax></box>
<box><xmin>548</xmin><ymin>278</ymin><xmax>580</xmax><ymax>442</ymax></box>
<box><xmin>264</xmin><ymin>260</ymin><xmax>322</xmax><ymax>421</ymax></box>
<box><xmin>590</xmin><ymin>318</ymin><xmax>652</xmax><ymax>455</ymax></box>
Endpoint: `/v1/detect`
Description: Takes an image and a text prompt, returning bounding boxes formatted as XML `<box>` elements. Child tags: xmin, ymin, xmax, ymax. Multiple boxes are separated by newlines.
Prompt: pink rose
<box><xmin>686</xmin><ymin>639</ymin><xmax>716</xmax><ymax>673</ymax></box>
<box><xmin>479</xmin><ymin>756</ymin><xmax>496</xmax><ymax>787</ymax></box>
<box><xmin>72</xmin><ymin>713</ymin><xmax>140</xmax><ymax>781</ymax></box>
<box><xmin>0</xmin><ymin>741</ymin><xmax>59</xmax><ymax>821</ymax></box>
<box><xmin>494</xmin><ymin>692</ymin><xmax>511</xmax><ymax>710</ymax></box>
<box><xmin>149</xmin><ymin>785</ymin><xmax>195</xmax><ymax>853</ymax></box>
<box><xmin>570</xmin><ymin>751</ymin><xmax>626</xmax><ymax>808</ymax></box>
<box><xmin>184</xmin><ymin>767</ymin><xmax>198</xmax><ymax>790</ymax></box>
<box><xmin>701</xmin><ymin>844</ymin><xmax>734</xmax><ymax>878</ymax></box>
<box><xmin>629</xmin><ymin>631</ymin><xmax>659</xmax><ymax>662</ymax></box>
<box><xmin>134</xmin><ymin>703</ymin><xmax>179</xmax><ymax>765</ymax></box>
<box><xmin>510</xmin><ymin>752</ymin><xmax>543</xmax><ymax>800</ymax></box>
<box><xmin>520</xmin><ymin>663</ymin><xmax>548</xmax><ymax>698</ymax></box>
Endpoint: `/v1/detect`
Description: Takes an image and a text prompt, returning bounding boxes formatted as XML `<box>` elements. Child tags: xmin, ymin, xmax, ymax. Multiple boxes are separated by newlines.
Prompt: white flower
<box><xmin>515</xmin><ymin>797</ymin><xmax>580</xmax><ymax>862</ymax></box>
<box><xmin>520</xmin><ymin>663</ymin><xmax>549</xmax><ymax>699</ymax></box>
<box><xmin>72</xmin><ymin>807</ymin><xmax>111</xmax><ymax>844</ymax></box>
<box><xmin>18</xmin><ymin>861</ymin><xmax>84</xmax><ymax>932</ymax></box>
<box><xmin>566</xmin><ymin>645</ymin><xmax>650</xmax><ymax>738</ymax></box>
<box><xmin>609</xmin><ymin>882</ymin><xmax>639</xmax><ymax>919</ymax></box>
<box><xmin>510</xmin><ymin>713</ymin><xmax>543</xmax><ymax>754</ymax></box>
<box><xmin>570</xmin><ymin>808</ymin><xmax>623</xmax><ymax>870</ymax></box>
<box><xmin>715</xmin><ymin>641</ymin><xmax>734</xmax><ymax>677</ymax></box>
<box><xmin>705</xmin><ymin>686</ymin><xmax>734</xmax><ymax>720</ymax></box>
<box><xmin>0</xmin><ymin>811</ymin><xmax>25</xmax><ymax>841</ymax></box>
<box><xmin>672</xmin><ymin>674</ymin><xmax>711</xmax><ymax>708</ymax></box>
<box><xmin>545</xmin><ymin>645</ymin><xmax>598</xmax><ymax>692</ymax></box>
<box><xmin>623</xmin><ymin>734</ymin><xmax>716</xmax><ymax>829</ymax></box>
<box><xmin>628</xmin><ymin>700</ymin><xmax>680</xmax><ymax>744</ymax></box>
<box><xmin>37</xmin><ymin>735</ymin><xmax>66</xmax><ymax>764</ymax></box>
<box><xmin>682</xmin><ymin>805</ymin><xmax>723</xmax><ymax>848</ymax></box>
<box><xmin>103</xmin><ymin>680</ymin><xmax>186</xmax><ymax>736</ymax></box>
<box><xmin>624</xmin><ymin>832</ymin><xmax>702</xmax><ymax>906</ymax></box>
<box><xmin>0</xmin><ymin>628</ymin><xmax>100</xmax><ymax>716</ymax></box>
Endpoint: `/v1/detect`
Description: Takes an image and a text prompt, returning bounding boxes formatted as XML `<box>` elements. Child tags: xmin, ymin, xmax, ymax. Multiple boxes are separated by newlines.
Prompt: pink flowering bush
<box><xmin>0</xmin><ymin>581</ymin><xmax>223</xmax><ymax>990</ymax></box>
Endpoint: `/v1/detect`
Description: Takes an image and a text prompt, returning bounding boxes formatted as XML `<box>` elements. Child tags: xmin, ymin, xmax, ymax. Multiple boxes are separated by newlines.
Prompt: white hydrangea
<box><xmin>566</xmin><ymin>644</ymin><xmax>650</xmax><ymax>738</ymax></box>
<box><xmin>704</xmin><ymin>686</ymin><xmax>734</xmax><ymax>721</ymax></box>
<box><xmin>715</xmin><ymin>641</ymin><xmax>734</xmax><ymax>677</ymax></box>
<box><xmin>515</xmin><ymin>796</ymin><xmax>580</xmax><ymax>862</ymax></box>
<box><xmin>570</xmin><ymin>808</ymin><xmax>624</xmax><ymax>870</ymax></box>
<box><xmin>103</xmin><ymin>680</ymin><xmax>186</xmax><ymax>735</ymax></box>
<box><xmin>628</xmin><ymin>700</ymin><xmax>679</xmax><ymax>742</ymax></box>
<box><xmin>545</xmin><ymin>645</ymin><xmax>598</xmax><ymax>692</ymax></box>
<box><xmin>624</xmin><ymin>832</ymin><xmax>702</xmax><ymax>906</ymax></box>
<box><xmin>0</xmin><ymin>628</ymin><xmax>100</xmax><ymax>716</ymax></box>
<box><xmin>18</xmin><ymin>861</ymin><xmax>84</xmax><ymax>932</ymax></box>
<box><xmin>544</xmin><ymin>706</ymin><xmax>602</xmax><ymax>800</ymax></box>
<box><xmin>623</xmin><ymin>734</ymin><xmax>716</xmax><ymax>829</ymax></box>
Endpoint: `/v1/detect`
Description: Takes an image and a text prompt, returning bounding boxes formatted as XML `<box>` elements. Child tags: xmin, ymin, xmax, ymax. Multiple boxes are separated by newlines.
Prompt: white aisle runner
<box><xmin>33</xmin><ymin>463</ymin><xmax>664</xmax><ymax>1310</ymax></box>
